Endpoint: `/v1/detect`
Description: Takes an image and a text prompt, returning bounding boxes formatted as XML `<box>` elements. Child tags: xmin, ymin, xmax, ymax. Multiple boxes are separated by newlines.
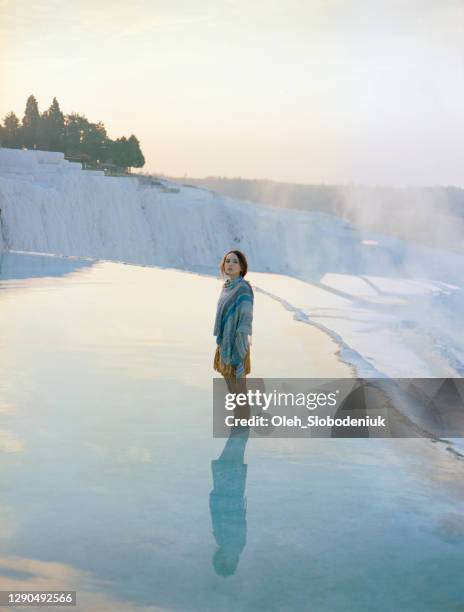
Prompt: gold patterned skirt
<box><xmin>214</xmin><ymin>345</ymin><xmax>251</xmax><ymax>378</ymax></box>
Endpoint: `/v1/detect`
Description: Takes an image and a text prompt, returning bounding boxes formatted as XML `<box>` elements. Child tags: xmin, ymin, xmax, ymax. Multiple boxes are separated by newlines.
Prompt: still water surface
<box><xmin>0</xmin><ymin>252</ymin><xmax>463</xmax><ymax>611</ymax></box>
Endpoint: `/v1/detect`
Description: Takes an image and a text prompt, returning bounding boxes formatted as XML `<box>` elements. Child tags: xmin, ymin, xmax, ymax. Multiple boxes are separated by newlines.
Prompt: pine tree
<box><xmin>42</xmin><ymin>97</ymin><xmax>65</xmax><ymax>152</ymax></box>
<box><xmin>2</xmin><ymin>112</ymin><xmax>21</xmax><ymax>148</ymax></box>
<box><xmin>21</xmin><ymin>95</ymin><xmax>40</xmax><ymax>149</ymax></box>
<box><xmin>37</xmin><ymin>109</ymin><xmax>51</xmax><ymax>150</ymax></box>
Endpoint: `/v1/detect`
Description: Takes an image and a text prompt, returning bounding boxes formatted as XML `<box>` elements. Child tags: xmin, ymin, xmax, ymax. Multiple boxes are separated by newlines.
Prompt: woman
<box><xmin>213</xmin><ymin>250</ymin><xmax>254</xmax><ymax>380</ymax></box>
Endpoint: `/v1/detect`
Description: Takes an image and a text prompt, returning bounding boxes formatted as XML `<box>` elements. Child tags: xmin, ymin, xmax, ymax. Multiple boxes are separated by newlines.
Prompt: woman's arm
<box><xmin>234</xmin><ymin>331</ymin><xmax>250</xmax><ymax>363</ymax></box>
<box><xmin>232</xmin><ymin>287</ymin><xmax>254</xmax><ymax>377</ymax></box>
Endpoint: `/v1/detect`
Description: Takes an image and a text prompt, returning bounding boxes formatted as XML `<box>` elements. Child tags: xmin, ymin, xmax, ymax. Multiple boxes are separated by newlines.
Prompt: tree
<box><xmin>81</xmin><ymin>121</ymin><xmax>109</xmax><ymax>163</ymax></box>
<box><xmin>38</xmin><ymin>97</ymin><xmax>65</xmax><ymax>152</ymax></box>
<box><xmin>127</xmin><ymin>134</ymin><xmax>145</xmax><ymax>169</ymax></box>
<box><xmin>64</xmin><ymin>113</ymin><xmax>90</xmax><ymax>156</ymax></box>
<box><xmin>109</xmin><ymin>137</ymin><xmax>131</xmax><ymax>169</ymax></box>
<box><xmin>48</xmin><ymin>97</ymin><xmax>66</xmax><ymax>151</ymax></box>
<box><xmin>21</xmin><ymin>94</ymin><xmax>40</xmax><ymax>149</ymax></box>
<box><xmin>37</xmin><ymin>112</ymin><xmax>50</xmax><ymax>150</ymax></box>
<box><xmin>64</xmin><ymin>115</ymin><xmax>110</xmax><ymax>164</ymax></box>
<box><xmin>2</xmin><ymin>112</ymin><xmax>21</xmax><ymax>148</ymax></box>
<box><xmin>109</xmin><ymin>134</ymin><xmax>145</xmax><ymax>171</ymax></box>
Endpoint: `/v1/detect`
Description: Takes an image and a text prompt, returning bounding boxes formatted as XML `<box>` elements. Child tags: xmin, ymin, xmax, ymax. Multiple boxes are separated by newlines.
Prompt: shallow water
<box><xmin>0</xmin><ymin>252</ymin><xmax>463</xmax><ymax>611</ymax></box>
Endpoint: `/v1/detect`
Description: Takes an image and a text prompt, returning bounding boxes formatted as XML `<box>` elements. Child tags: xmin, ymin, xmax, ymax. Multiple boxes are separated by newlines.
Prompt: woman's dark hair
<box><xmin>219</xmin><ymin>250</ymin><xmax>248</xmax><ymax>278</ymax></box>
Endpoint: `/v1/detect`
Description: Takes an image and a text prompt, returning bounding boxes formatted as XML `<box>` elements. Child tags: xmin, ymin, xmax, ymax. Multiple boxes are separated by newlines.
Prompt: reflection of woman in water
<box><xmin>210</xmin><ymin>425</ymin><xmax>249</xmax><ymax>577</ymax></box>
<box><xmin>213</xmin><ymin>250</ymin><xmax>254</xmax><ymax>380</ymax></box>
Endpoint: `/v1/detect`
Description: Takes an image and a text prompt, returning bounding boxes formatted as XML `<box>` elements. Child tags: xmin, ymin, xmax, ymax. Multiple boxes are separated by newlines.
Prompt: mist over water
<box><xmin>174</xmin><ymin>177</ymin><xmax>464</xmax><ymax>253</ymax></box>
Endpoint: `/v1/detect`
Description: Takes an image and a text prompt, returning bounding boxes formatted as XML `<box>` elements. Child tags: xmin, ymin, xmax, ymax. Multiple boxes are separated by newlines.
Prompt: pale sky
<box><xmin>1</xmin><ymin>0</ymin><xmax>463</xmax><ymax>186</ymax></box>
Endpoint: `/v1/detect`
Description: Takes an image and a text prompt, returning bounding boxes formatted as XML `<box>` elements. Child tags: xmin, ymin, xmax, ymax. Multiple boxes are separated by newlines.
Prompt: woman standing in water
<box><xmin>213</xmin><ymin>250</ymin><xmax>254</xmax><ymax>380</ymax></box>
<box><xmin>210</xmin><ymin>250</ymin><xmax>253</xmax><ymax>575</ymax></box>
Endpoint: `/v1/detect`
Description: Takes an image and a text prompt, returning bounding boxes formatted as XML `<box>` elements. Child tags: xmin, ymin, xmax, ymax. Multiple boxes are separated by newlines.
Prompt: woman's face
<box><xmin>224</xmin><ymin>252</ymin><xmax>242</xmax><ymax>278</ymax></box>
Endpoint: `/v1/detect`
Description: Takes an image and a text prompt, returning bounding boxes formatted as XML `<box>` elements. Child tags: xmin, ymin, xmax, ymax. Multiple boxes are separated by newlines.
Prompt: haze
<box><xmin>1</xmin><ymin>0</ymin><xmax>463</xmax><ymax>186</ymax></box>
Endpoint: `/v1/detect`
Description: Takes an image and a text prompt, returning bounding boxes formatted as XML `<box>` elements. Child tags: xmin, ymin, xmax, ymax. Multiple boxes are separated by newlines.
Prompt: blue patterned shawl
<box><xmin>213</xmin><ymin>276</ymin><xmax>254</xmax><ymax>377</ymax></box>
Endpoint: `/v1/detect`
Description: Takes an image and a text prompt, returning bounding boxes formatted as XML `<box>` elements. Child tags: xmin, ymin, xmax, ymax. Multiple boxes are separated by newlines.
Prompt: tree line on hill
<box><xmin>0</xmin><ymin>95</ymin><xmax>145</xmax><ymax>172</ymax></box>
